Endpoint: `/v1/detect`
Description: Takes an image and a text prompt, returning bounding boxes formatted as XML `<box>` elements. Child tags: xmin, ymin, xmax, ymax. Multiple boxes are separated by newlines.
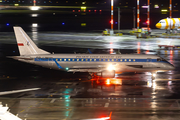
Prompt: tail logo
<box><xmin>17</xmin><ymin>43</ymin><xmax>24</xmax><ymax>46</ymax></box>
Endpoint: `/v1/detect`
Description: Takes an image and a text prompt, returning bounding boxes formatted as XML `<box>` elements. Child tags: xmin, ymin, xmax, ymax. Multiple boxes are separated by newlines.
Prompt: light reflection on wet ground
<box><xmin>1</xmin><ymin>32</ymin><xmax>180</xmax><ymax>119</ymax></box>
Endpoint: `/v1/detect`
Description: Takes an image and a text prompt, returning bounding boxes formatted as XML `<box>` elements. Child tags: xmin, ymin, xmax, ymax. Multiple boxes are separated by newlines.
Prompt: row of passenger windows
<box><xmin>37</xmin><ymin>58</ymin><xmax>137</xmax><ymax>62</ymax></box>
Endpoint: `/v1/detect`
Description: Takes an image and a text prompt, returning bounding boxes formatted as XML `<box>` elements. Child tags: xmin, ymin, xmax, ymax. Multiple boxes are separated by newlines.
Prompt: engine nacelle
<box><xmin>101</xmin><ymin>70</ymin><xmax>115</xmax><ymax>78</ymax></box>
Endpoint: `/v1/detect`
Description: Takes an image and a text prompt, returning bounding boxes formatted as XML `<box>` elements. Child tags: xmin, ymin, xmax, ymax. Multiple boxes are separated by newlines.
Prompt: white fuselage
<box><xmin>156</xmin><ymin>18</ymin><xmax>180</xmax><ymax>30</ymax></box>
<box><xmin>16</xmin><ymin>54</ymin><xmax>175</xmax><ymax>73</ymax></box>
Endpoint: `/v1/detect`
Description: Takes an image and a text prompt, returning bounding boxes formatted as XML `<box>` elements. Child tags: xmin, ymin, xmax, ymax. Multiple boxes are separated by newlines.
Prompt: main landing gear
<box><xmin>151</xmin><ymin>73</ymin><xmax>156</xmax><ymax>80</ymax></box>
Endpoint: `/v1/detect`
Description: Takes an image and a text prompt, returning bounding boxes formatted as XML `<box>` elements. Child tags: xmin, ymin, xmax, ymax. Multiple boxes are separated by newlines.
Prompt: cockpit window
<box><xmin>159</xmin><ymin>21</ymin><xmax>165</xmax><ymax>23</ymax></box>
<box><xmin>157</xmin><ymin>58</ymin><xmax>167</xmax><ymax>62</ymax></box>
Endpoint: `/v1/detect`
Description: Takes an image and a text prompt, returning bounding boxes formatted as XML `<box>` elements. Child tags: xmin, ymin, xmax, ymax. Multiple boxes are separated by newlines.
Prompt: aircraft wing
<box><xmin>0</xmin><ymin>105</ymin><xmax>22</xmax><ymax>120</ymax></box>
<box><xmin>0</xmin><ymin>88</ymin><xmax>40</xmax><ymax>96</ymax></box>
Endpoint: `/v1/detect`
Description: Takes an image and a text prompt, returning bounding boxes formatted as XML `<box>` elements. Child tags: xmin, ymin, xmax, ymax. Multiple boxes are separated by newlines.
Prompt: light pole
<box><xmin>118</xmin><ymin>7</ymin><xmax>120</xmax><ymax>32</ymax></box>
<box><xmin>110</xmin><ymin>0</ymin><xmax>114</xmax><ymax>35</ymax></box>
<box><xmin>33</xmin><ymin>0</ymin><xmax>36</xmax><ymax>6</ymax></box>
<box><xmin>147</xmin><ymin>0</ymin><xmax>150</xmax><ymax>32</ymax></box>
<box><xmin>137</xmin><ymin>0</ymin><xmax>140</xmax><ymax>29</ymax></box>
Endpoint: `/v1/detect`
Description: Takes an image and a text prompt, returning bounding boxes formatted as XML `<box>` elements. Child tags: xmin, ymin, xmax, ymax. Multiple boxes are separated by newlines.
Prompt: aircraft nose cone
<box><xmin>156</xmin><ymin>23</ymin><xmax>162</xmax><ymax>29</ymax></box>
<box><xmin>169</xmin><ymin>64</ymin><xmax>175</xmax><ymax>70</ymax></box>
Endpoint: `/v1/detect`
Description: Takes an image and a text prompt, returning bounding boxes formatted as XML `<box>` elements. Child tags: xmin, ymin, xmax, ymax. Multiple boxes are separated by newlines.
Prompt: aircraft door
<box><xmin>146</xmin><ymin>58</ymin><xmax>152</xmax><ymax>68</ymax></box>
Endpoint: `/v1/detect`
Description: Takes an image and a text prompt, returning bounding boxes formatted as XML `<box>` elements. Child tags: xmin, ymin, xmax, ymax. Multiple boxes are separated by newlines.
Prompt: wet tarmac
<box><xmin>0</xmin><ymin>31</ymin><xmax>180</xmax><ymax>120</ymax></box>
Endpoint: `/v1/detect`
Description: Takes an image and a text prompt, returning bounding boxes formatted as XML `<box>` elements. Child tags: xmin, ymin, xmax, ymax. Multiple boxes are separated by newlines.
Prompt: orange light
<box><xmin>146</xmin><ymin>20</ymin><xmax>149</xmax><ymax>24</ymax></box>
<box><xmin>106</xmin><ymin>79</ymin><xmax>110</xmax><ymax>85</ymax></box>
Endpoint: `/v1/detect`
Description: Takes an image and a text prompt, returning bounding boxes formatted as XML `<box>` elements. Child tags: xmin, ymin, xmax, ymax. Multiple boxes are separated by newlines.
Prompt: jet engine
<box><xmin>101</xmin><ymin>70</ymin><xmax>115</xmax><ymax>78</ymax></box>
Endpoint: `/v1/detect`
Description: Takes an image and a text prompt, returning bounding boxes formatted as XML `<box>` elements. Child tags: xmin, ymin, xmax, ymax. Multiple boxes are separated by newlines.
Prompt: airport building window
<box><xmin>73</xmin><ymin>59</ymin><xmax>74</xmax><ymax>61</ymax></box>
<box><xmin>90</xmin><ymin>59</ymin><xmax>92</xmax><ymax>61</ymax></box>
<box><xmin>94</xmin><ymin>59</ymin><xmax>96</xmax><ymax>61</ymax></box>
<box><xmin>129</xmin><ymin>59</ymin><xmax>131</xmax><ymax>61</ymax></box>
<box><xmin>77</xmin><ymin>59</ymin><xmax>79</xmax><ymax>61</ymax></box>
<box><xmin>120</xmin><ymin>59</ymin><xmax>122</xmax><ymax>61</ymax></box>
<box><xmin>112</xmin><ymin>59</ymin><xmax>114</xmax><ymax>62</ymax></box>
<box><xmin>104</xmin><ymin>59</ymin><xmax>105</xmax><ymax>61</ymax></box>
<box><xmin>86</xmin><ymin>59</ymin><xmax>88</xmax><ymax>61</ymax></box>
<box><xmin>99</xmin><ymin>59</ymin><xmax>101</xmax><ymax>61</ymax></box>
<box><xmin>69</xmin><ymin>59</ymin><xmax>70</xmax><ymax>61</ymax></box>
<box><xmin>81</xmin><ymin>59</ymin><xmax>83</xmax><ymax>61</ymax></box>
<box><xmin>64</xmin><ymin>59</ymin><xmax>66</xmax><ymax>61</ymax></box>
<box><xmin>60</xmin><ymin>59</ymin><xmax>62</xmax><ymax>61</ymax></box>
<box><xmin>133</xmin><ymin>59</ymin><xmax>135</xmax><ymax>61</ymax></box>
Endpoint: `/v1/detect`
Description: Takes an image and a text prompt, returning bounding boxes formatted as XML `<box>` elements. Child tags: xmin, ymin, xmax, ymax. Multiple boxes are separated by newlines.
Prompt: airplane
<box><xmin>156</xmin><ymin>18</ymin><xmax>180</xmax><ymax>32</ymax></box>
<box><xmin>11</xmin><ymin>27</ymin><xmax>175</xmax><ymax>80</ymax></box>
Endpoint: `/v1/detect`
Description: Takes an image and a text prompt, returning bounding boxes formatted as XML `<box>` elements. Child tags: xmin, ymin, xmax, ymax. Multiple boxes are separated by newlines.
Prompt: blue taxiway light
<box><xmin>62</xmin><ymin>23</ymin><xmax>65</xmax><ymax>25</ymax></box>
<box><xmin>6</xmin><ymin>23</ymin><xmax>10</xmax><ymax>26</ymax></box>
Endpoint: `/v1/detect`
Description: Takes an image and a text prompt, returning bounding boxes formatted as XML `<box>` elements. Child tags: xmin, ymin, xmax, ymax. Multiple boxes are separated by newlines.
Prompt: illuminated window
<box><xmin>94</xmin><ymin>59</ymin><xmax>96</xmax><ymax>61</ymax></box>
<box><xmin>99</xmin><ymin>59</ymin><xmax>101</xmax><ymax>61</ymax></box>
<box><xmin>73</xmin><ymin>59</ymin><xmax>74</xmax><ymax>61</ymax></box>
<box><xmin>90</xmin><ymin>59</ymin><xmax>92</xmax><ymax>61</ymax></box>
<box><xmin>108</xmin><ymin>59</ymin><xmax>109</xmax><ymax>61</ymax></box>
<box><xmin>64</xmin><ymin>59</ymin><xmax>66</xmax><ymax>61</ymax></box>
<box><xmin>56</xmin><ymin>59</ymin><xmax>58</xmax><ymax>61</ymax></box>
<box><xmin>60</xmin><ymin>59</ymin><xmax>62</xmax><ymax>61</ymax></box>
<box><xmin>116</xmin><ymin>59</ymin><xmax>118</xmax><ymax>61</ymax></box>
<box><xmin>86</xmin><ymin>59</ymin><xmax>88</xmax><ymax>61</ymax></box>
<box><xmin>104</xmin><ymin>59</ymin><xmax>105</xmax><ymax>61</ymax></box>
<box><xmin>133</xmin><ymin>59</ymin><xmax>135</xmax><ymax>61</ymax></box>
<box><xmin>125</xmin><ymin>59</ymin><xmax>127</xmax><ymax>61</ymax></box>
<box><xmin>68</xmin><ymin>59</ymin><xmax>70</xmax><ymax>61</ymax></box>
<box><xmin>112</xmin><ymin>59</ymin><xmax>114</xmax><ymax>61</ymax></box>
<box><xmin>129</xmin><ymin>59</ymin><xmax>131</xmax><ymax>61</ymax></box>
<box><xmin>81</xmin><ymin>59</ymin><xmax>83</xmax><ymax>61</ymax></box>
<box><xmin>120</xmin><ymin>59</ymin><xmax>122</xmax><ymax>61</ymax></box>
<box><xmin>77</xmin><ymin>59</ymin><xmax>79</xmax><ymax>61</ymax></box>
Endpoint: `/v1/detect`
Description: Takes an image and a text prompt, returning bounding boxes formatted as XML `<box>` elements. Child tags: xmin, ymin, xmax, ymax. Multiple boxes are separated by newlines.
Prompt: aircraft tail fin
<box><xmin>13</xmin><ymin>26</ymin><xmax>50</xmax><ymax>56</ymax></box>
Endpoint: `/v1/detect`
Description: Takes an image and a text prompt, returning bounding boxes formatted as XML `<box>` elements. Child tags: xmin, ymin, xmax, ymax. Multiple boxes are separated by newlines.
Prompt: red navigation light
<box><xmin>78</xmin><ymin>10</ymin><xmax>80</xmax><ymax>12</ymax></box>
<box><xmin>146</xmin><ymin>20</ymin><xmax>149</xmax><ymax>24</ymax></box>
<box><xmin>100</xmin><ymin>10</ymin><xmax>102</xmax><ymax>12</ymax></box>
<box><xmin>94</xmin><ymin>10</ymin><xmax>97</xmax><ymax>12</ymax></box>
<box><xmin>72</xmin><ymin>10</ymin><xmax>75</xmax><ymax>12</ymax></box>
<box><xmin>84</xmin><ymin>10</ymin><xmax>86</xmax><ymax>12</ymax></box>
<box><xmin>89</xmin><ymin>10</ymin><xmax>91</xmax><ymax>12</ymax></box>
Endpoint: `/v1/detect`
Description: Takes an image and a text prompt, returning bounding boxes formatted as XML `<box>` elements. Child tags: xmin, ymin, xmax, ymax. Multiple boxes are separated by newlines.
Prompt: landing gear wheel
<box><xmin>87</xmin><ymin>75</ymin><xmax>92</xmax><ymax>80</ymax></box>
<box><xmin>151</xmin><ymin>76</ymin><xmax>155</xmax><ymax>80</ymax></box>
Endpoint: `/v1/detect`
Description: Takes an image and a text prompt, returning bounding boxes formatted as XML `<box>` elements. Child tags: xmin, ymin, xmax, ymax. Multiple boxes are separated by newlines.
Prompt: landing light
<box><xmin>30</xmin><ymin>6</ymin><xmax>40</xmax><ymax>11</ymax></box>
<box><xmin>66</xmin><ymin>67</ymin><xmax>69</xmax><ymax>70</ymax></box>
<box><xmin>152</xmin><ymin>73</ymin><xmax>156</xmax><ymax>77</ymax></box>
<box><xmin>107</xmin><ymin>65</ymin><xmax>115</xmax><ymax>71</ymax></box>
